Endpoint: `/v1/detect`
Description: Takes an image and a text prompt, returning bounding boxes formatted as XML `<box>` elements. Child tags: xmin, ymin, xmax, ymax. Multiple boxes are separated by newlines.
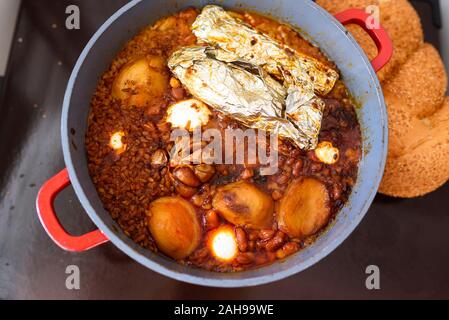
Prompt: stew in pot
<box><xmin>86</xmin><ymin>6</ymin><xmax>362</xmax><ymax>272</ymax></box>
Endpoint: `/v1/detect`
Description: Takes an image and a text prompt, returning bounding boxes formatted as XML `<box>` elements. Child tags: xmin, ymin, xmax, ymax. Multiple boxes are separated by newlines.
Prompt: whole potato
<box><xmin>212</xmin><ymin>181</ymin><xmax>274</xmax><ymax>229</ymax></box>
<box><xmin>147</xmin><ymin>197</ymin><xmax>201</xmax><ymax>260</ymax></box>
<box><xmin>277</xmin><ymin>178</ymin><xmax>331</xmax><ymax>240</ymax></box>
<box><xmin>112</xmin><ymin>55</ymin><xmax>169</xmax><ymax>107</ymax></box>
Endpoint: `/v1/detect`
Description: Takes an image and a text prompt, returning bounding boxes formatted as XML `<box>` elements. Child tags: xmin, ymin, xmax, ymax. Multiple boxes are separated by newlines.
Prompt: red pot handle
<box><xmin>36</xmin><ymin>169</ymin><xmax>109</xmax><ymax>252</ymax></box>
<box><xmin>334</xmin><ymin>8</ymin><xmax>393</xmax><ymax>72</ymax></box>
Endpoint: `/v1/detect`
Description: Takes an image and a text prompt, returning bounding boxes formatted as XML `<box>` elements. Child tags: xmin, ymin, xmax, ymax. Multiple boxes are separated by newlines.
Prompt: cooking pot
<box><xmin>36</xmin><ymin>0</ymin><xmax>392</xmax><ymax>287</ymax></box>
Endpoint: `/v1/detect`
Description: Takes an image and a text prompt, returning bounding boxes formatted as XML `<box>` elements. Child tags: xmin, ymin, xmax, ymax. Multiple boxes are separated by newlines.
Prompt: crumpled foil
<box><xmin>192</xmin><ymin>5</ymin><xmax>339</xmax><ymax>96</ymax></box>
<box><xmin>168</xmin><ymin>46</ymin><xmax>324</xmax><ymax>149</ymax></box>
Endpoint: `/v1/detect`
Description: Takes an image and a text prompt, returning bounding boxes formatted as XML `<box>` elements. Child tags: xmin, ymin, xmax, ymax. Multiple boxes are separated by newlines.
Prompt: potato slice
<box><xmin>147</xmin><ymin>197</ymin><xmax>201</xmax><ymax>260</ymax></box>
<box><xmin>212</xmin><ymin>181</ymin><xmax>274</xmax><ymax>229</ymax></box>
<box><xmin>277</xmin><ymin>178</ymin><xmax>331</xmax><ymax>240</ymax></box>
<box><xmin>112</xmin><ymin>55</ymin><xmax>169</xmax><ymax>107</ymax></box>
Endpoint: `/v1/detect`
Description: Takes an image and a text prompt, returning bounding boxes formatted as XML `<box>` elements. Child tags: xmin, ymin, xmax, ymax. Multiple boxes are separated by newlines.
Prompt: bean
<box><xmin>235</xmin><ymin>227</ymin><xmax>248</xmax><ymax>252</ymax></box>
<box><xmin>283</xmin><ymin>165</ymin><xmax>292</xmax><ymax>174</ymax></box>
<box><xmin>307</xmin><ymin>150</ymin><xmax>319</xmax><ymax>162</ymax></box>
<box><xmin>277</xmin><ymin>231</ymin><xmax>286</xmax><ymax>240</ymax></box>
<box><xmin>256</xmin><ymin>240</ymin><xmax>267</xmax><ymax>250</ymax></box>
<box><xmin>267</xmin><ymin>252</ymin><xmax>277</xmax><ymax>263</ymax></box>
<box><xmin>191</xmin><ymin>194</ymin><xmax>204</xmax><ymax>207</ymax></box>
<box><xmin>265</xmin><ymin>232</ymin><xmax>285</xmax><ymax>252</ymax></box>
<box><xmin>286</xmin><ymin>158</ymin><xmax>296</xmax><ymax>166</ymax></box>
<box><xmin>259</xmin><ymin>229</ymin><xmax>275</xmax><ymax>240</ymax></box>
<box><xmin>194</xmin><ymin>164</ymin><xmax>216</xmax><ymax>183</ymax></box>
<box><xmin>255</xmin><ymin>254</ymin><xmax>268</xmax><ymax>266</ymax></box>
<box><xmin>236</xmin><ymin>252</ymin><xmax>255</xmax><ymax>265</ymax></box>
<box><xmin>205</xmin><ymin>210</ymin><xmax>220</xmax><ymax>230</ymax></box>
<box><xmin>291</xmin><ymin>149</ymin><xmax>301</xmax><ymax>158</ymax></box>
<box><xmin>193</xmin><ymin>247</ymin><xmax>209</xmax><ymax>260</ymax></box>
<box><xmin>292</xmin><ymin>160</ymin><xmax>303</xmax><ymax>177</ymax></box>
<box><xmin>271</xmin><ymin>190</ymin><xmax>283</xmax><ymax>201</ymax></box>
<box><xmin>171</xmin><ymin>87</ymin><xmax>185</xmax><ymax>100</ymax></box>
<box><xmin>276</xmin><ymin>242</ymin><xmax>300</xmax><ymax>260</ymax></box>
<box><xmin>277</xmin><ymin>156</ymin><xmax>286</xmax><ymax>167</ymax></box>
<box><xmin>248</xmin><ymin>231</ymin><xmax>259</xmax><ymax>241</ymax></box>
<box><xmin>276</xmin><ymin>174</ymin><xmax>290</xmax><ymax>185</ymax></box>
<box><xmin>310</xmin><ymin>162</ymin><xmax>323</xmax><ymax>173</ymax></box>
<box><xmin>174</xmin><ymin>180</ymin><xmax>197</xmax><ymax>198</ymax></box>
<box><xmin>248</xmin><ymin>240</ymin><xmax>256</xmax><ymax>251</ymax></box>
<box><xmin>173</xmin><ymin>166</ymin><xmax>201</xmax><ymax>187</ymax></box>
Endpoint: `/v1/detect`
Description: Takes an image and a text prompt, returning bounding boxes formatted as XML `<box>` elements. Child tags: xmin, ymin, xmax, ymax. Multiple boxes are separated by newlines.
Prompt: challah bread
<box><xmin>383</xmin><ymin>44</ymin><xmax>448</xmax><ymax>158</ymax></box>
<box><xmin>380</xmin><ymin>98</ymin><xmax>449</xmax><ymax>197</ymax></box>
<box><xmin>382</xmin><ymin>44</ymin><xmax>447</xmax><ymax>119</ymax></box>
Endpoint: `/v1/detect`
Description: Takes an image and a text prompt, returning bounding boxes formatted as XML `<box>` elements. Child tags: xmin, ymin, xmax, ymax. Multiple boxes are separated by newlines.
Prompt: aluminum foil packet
<box><xmin>168</xmin><ymin>46</ymin><xmax>324</xmax><ymax>149</ymax></box>
<box><xmin>192</xmin><ymin>5</ymin><xmax>339</xmax><ymax>96</ymax></box>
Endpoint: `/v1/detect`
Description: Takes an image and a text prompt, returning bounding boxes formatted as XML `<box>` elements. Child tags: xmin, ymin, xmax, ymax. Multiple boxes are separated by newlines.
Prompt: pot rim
<box><xmin>61</xmin><ymin>0</ymin><xmax>388</xmax><ymax>288</ymax></box>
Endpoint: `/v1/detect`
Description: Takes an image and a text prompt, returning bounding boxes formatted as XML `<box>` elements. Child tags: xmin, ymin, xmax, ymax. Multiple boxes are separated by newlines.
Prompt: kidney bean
<box><xmin>277</xmin><ymin>156</ymin><xmax>286</xmax><ymax>167</ymax></box>
<box><xmin>236</xmin><ymin>252</ymin><xmax>255</xmax><ymax>265</ymax></box>
<box><xmin>171</xmin><ymin>87</ymin><xmax>185</xmax><ymax>100</ymax></box>
<box><xmin>194</xmin><ymin>164</ymin><xmax>216</xmax><ymax>183</ymax></box>
<box><xmin>271</xmin><ymin>190</ymin><xmax>283</xmax><ymax>201</ymax></box>
<box><xmin>267</xmin><ymin>252</ymin><xmax>277</xmax><ymax>263</ymax></box>
<box><xmin>259</xmin><ymin>229</ymin><xmax>275</xmax><ymax>240</ymax></box>
<box><xmin>265</xmin><ymin>231</ymin><xmax>285</xmax><ymax>252</ymax></box>
<box><xmin>276</xmin><ymin>174</ymin><xmax>290</xmax><ymax>185</ymax></box>
<box><xmin>235</xmin><ymin>227</ymin><xmax>248</xmax><ymax>252</ymax></box>
<box><xmin>265</xmin><ymin>232</ymin><xmax>285</xmax><ymax>252</ymax></box>
<box><xmin>192</xmin><ymin>247</ymin><xmax>209</xmax><ymax>260</ymax></box>
<box><xmin>191</xmin><ymin>194</ymin><xmax>204</xmax><ymax>207</ymax></box>
<box><xmin>276</xmin><ymin>242</ymin><xmax>300</xmax><ymax>260</ymax></box>
<box><xmin>209</xmin><ymin>185</ymin><xmax>217</xmax><ymax>197</ymax></box>
<box><xmin>277</xmin><ymin>231</ymin><xmax>286</xmax><ymax>240</ymax></box>
<box><xmin>205</xmin><ymin>210</ymin><xmax>220</xmax><ymax>230</ymax></box>
<box><xmin>248</xmin><ymin>240</ymin><xmax>256</xmax><ymax>251</ymax></box>
<box><xmin>286</xmin><ymin>157</ymin><xmax>296</xmax><ymax>166</ymax></box>
<box><xmin>174</xmin><ymin>180</ymin><xmax>197</xmax><ymax>198</ymax></box>
<box><xmin>173</xmin><ymin>166</ymin><xmax>201</xmax><ymax>187</ymax></box>
<box><xmin>248</xmin><ymin>231</ymin><xmax>259</xmax><ymax>241</ymax></box>
<box><xmin>291</xmin><ymin>149</ymin><xmax>301</xmax><ymax>158</ymax></box>
<box><xmin>307</xmin><ymin>150</ymin><xmax>319</xmax><ymax>162</ymax></box>
<box><xmin>310</xmin><ymin>162</ymin><xmax>323</xmax><ymax>173</ymax></box>
<box><xmin>292</xmin><ymin>159</ymin><xmax>303</xmax><ymax>177</ymax></box>
<box><xmin>255</xmin><ymin>254</ymin><xmax>268</xmax><ymax>266</ymax></box>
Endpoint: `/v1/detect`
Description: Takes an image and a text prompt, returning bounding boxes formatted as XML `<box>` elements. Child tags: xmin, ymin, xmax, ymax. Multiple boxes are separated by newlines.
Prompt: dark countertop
<box><xmin>0</xmin><ymin>0</ymin><xmax>448</xmax><ymax>300</ymax></box>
